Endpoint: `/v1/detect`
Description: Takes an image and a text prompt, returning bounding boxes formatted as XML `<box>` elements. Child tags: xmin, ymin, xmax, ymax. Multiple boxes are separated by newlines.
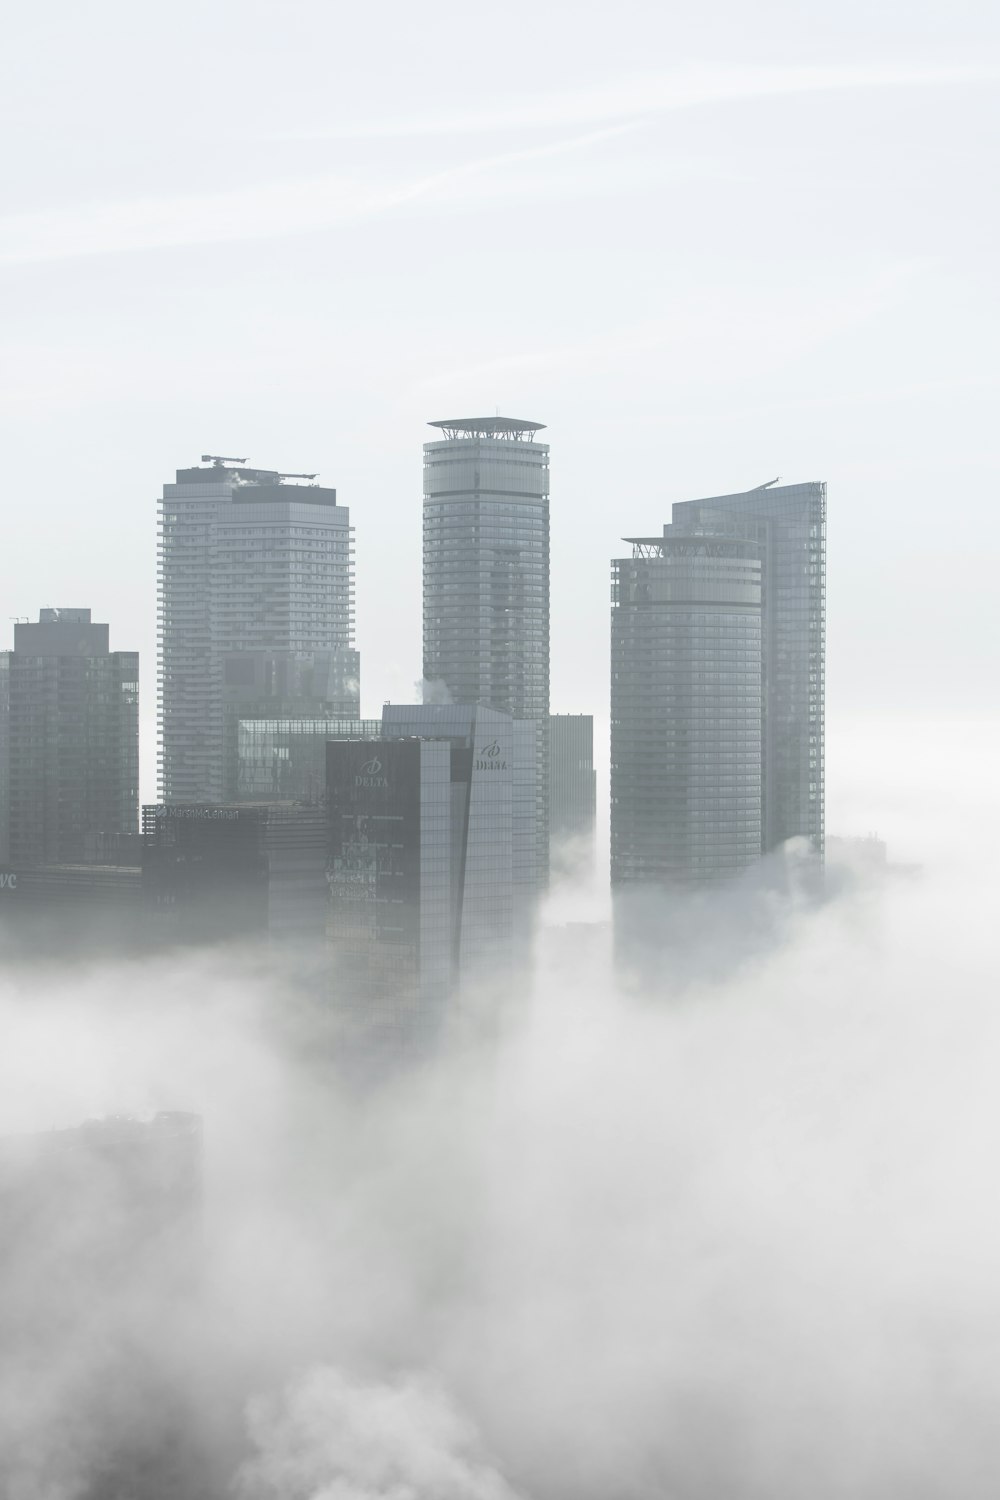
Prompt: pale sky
<box><xmin>3</xmin><ymin>0</ymin><xmax>997</xmax><ymax>821</ymax></box>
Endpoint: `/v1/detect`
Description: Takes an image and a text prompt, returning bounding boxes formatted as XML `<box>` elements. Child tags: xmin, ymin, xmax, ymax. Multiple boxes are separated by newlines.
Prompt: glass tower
<box><xmin>0</xmin><ymin>609</ymin><xmax>139</xmax><ymax>867</ymax></box>
<box><xmin>158</xmin><ymin>458</ymin><xmax>358</xmax><ymax>805</ymax></box>
<box><xmin>422</xmin><ymin>418</ymin><xmax>549</xmax><ymax>887</ymax></box>
<box><xmin>671</xmin><ymin>481</ymin><xmax>826</xmax><ymax>854</ymax></box>
<box><xmin>611</xmin><ymin>535</ymin><xmax>764</xmax><ymax>887</ymax></box>
<box><xmin>610</xmin><ymin>478</ymin><xmax>826</xmax><ymax>897</ymax></box>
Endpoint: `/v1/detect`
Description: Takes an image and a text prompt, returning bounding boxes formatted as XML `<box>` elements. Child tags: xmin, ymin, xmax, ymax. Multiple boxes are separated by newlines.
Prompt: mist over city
<box><xmin>1</xmin><ymin>0</ymin><xmax>998</xmax><ymax>1495</ymax></box>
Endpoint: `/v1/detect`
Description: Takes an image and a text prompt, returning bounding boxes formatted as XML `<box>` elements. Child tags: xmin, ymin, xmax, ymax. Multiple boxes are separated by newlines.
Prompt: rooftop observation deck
<box><xmin>428</xmin><ymin>418</ymin><xmax>546</xmax><ymax>442</ymax></box>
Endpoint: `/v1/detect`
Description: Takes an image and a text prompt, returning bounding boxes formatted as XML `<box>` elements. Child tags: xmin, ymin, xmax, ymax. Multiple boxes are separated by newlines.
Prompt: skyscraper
<box><xmin>422</xmin><ymin>418</ymin><xmax>550</xmax><ymax>886</ymax></box>
<box><xmin>158</xmin><ymin>457</ymin><xmax>358</xmax><ymax>805</ymax></box>
<box><xmin>671</xmin><ymin>481</ymin><xmax>826</xmax><ymax>855</ymax></box>
<box><xmin>0</xmin><ymin>608</ymin><xmax>138</xmax><ymax>867</ymax></box>
<box><xmin>611</xmin><ymin>480</ymin><xmax>825</xmax><ymax>897</ymax></box>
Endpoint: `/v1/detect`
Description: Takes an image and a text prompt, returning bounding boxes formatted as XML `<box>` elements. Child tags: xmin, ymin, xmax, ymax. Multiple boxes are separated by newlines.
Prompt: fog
<box><xmin>1</xmin><ymin>725</ymin><xmax>998</xmax><ymax>1498</ymax></box>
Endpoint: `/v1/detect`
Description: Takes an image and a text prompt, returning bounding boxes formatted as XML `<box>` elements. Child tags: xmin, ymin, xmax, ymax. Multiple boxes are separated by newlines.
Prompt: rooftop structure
<box><xmin>427</xmin><ymin>417</ymin><xmax>547</xmax><ymax>441</ymax></box>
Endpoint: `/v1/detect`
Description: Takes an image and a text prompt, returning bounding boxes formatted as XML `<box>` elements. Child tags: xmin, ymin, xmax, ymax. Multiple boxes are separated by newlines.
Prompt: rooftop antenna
<box><xmin>201</xmin><ymin>454</ymin><xmax>248</xmax><ymax>466</ymax></box>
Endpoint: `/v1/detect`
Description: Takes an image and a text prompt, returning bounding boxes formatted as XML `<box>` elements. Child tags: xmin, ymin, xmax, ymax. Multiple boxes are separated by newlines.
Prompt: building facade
<box><xmin>0</xmin><ymin>609</ymin><xmax>138</xmax><ymax>867</ymax></box>
<box><xmin>423</xmin><ymin>419</ymin><xmax>549</xmax><ymax>888</ymax></box>
<box><xmin>158</xmin><ymin>457</ymin><xmax>358</xmax><ymax>805</ymax></box>
<box><xmin>326</xmin><ymin>704</ymin><xmax>534</xmax><ymax>1053</ymax></box>
<box><xmin>234</xmin><ymin>716</ymin><xmax>380</xmax><ymax>804</ymax></box>
<box><xmin>141</xmin><ymin>803</ymin><xmax>328</xmax><ymax>949</ymax></box>
<box><xmin>548</xmin><ymin>713</ymin><xmax>597</xmax><ymax>878</ymax></box>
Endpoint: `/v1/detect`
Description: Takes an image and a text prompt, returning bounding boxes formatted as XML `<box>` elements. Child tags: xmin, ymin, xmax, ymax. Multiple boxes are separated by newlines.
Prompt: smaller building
<box><xmin>548</xmin><ymin>714</ymin><xmax>596</xmax><ymax>878</ymax></box>
<box><xmin>0</xmin><ymin>608</ymin><xmax>138</xmax><ymax>867</ymax></box>
<box><xmin>326</xmin><ymin>704</ymin><xmax>535</xmax><ymax>1056</ymax></box>
<box><xmin>141</xmin><ymin>803</ymin><xmax>327</xmax><ymax>950</ymax></box>
<box><xmin>235</xmin><ymin>716</ymin><xmax>380</xmax><ymax>804</ymax></box>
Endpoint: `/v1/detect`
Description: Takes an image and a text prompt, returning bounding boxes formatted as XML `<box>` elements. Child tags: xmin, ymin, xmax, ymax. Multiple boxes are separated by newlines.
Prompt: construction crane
<box><xmin>753</xmin><ymin>476</ymin><xmax>781</xmax><ymax>490</ymax></box>
<box><xmin>275</xmin><ymin>471</ymin><xmax>318</xmax><ymax>481</ymax></box>
<box><xmin>201</xmin><ymin>454</ymin><xmax>248</xmax><ymax>466</ymax></box>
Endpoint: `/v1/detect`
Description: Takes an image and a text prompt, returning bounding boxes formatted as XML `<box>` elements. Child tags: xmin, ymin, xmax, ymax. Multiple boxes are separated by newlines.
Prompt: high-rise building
<box><xmin>671</xmin><ymin>481</ymin><xmax>826</xmax><ymax>855</ymax></box>
<box><xmin>548</xmin><ymin>713</ymin><xmax>597</xmax><ymax>878</ymax></box>
<box><xmin>158</xmin><ymin>457</ymin><xmax>358</xmax><ymax>806</ymax></box>
<box><xmin>611</xmin><ymin>480</ymin><xmax>825</xmax><ymax>897</ymax></box>
<box><xmin>0</xmin><ymin>608</ymin><xmax>138</xmax><ymax>867</ymax></box>
<box><xmin>326</xmin><ymin>704</ymin><xmax>535</xmax><ymax>1054</ymax></box>
<box><xmin>423</xmin><ymin>418</ymin><xmax>549</xmax><ymax>887</ymax></box>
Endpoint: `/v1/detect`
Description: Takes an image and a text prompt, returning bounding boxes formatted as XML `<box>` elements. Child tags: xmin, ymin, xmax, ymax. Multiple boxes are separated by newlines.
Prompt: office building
<box><xmin>326</xmin><ymin>704</ymin><xmax>535</xmax><ymax>1053</ymax></box>
<box><xmin>423</xmin><ymin>418</ymin><xmax>549</xmax><ymax>887</ymax></box>
<box><xmin>548</xmin><ymin>713</ymin><xmax>596</xmax><ymax>876</ymax></box>
<box><xmin>142</xmin><ymin>803</ymin><xmax>328</xmax><ymax>949</ymax></box>
<box><xmin>158</xmin><ymin>456</ymin><xmax>358</xmax><ymax>805</ymax></box>
<box><xmin>235</xmin><ymin>715</ymin><xmax>380</xmax><ymax>804</ymax></box>
<box><xmin>611</xmin><ymin>480</ymin><xmax>825</xmax><ymax>896</ymax></box>
<box><xmin>0</xmin><ymin>608</ymin><xmax>138</xmax><ymax>867</ymax></box>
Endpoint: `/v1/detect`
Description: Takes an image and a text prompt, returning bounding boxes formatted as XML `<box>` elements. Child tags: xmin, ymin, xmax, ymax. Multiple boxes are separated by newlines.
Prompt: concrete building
<box><xmin>326</xmin><ymin>704</ymin><xmax>536</xmax><ymax>1053</ymax></box>
<box><xmin>0</xmin><ymin>608</ymin><xmax>138</xmax><ymax>866</ymax></box>
<box><xmin>548</xmin><ymin>713</ymin><xmax>596</xmax><ymax>878</ymax></box>
<box><xmin>422</xmin><ymin>418</ymin><xmax>549</xmax><ymax>890</ymax></box>
<box><xmin>611</xmin><ymin>480</ymin><xmax>825</xmax><ymax>899</ymax></box>
<box><xmin>158</xmin><ymin>456</ymin><xmax>358</xmax><ymax>805</ymax></box>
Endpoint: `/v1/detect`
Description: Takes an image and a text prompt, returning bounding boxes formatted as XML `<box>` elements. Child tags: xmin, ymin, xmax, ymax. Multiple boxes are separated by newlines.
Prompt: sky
<box><xmin>2</xmin><ymin>0</ymin><xmax>998</xmax><ymax>828</ymax></box>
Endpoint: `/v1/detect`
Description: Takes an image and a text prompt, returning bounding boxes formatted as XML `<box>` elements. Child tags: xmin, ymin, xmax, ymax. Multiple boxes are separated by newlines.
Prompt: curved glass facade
<box><xmin>611</xmin><ymin>537</ymin><xmax>764</xmax><ymax>887</ymax></box>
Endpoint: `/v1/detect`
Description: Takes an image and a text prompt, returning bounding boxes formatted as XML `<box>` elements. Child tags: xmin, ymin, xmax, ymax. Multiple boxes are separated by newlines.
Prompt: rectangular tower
<box><xmin>158</xmin><ymin>457</ymin><xmax>358</xmax><ymax>805</ymax></box>
<box><xmin>0</xmin><ymin>609</ymin><xmax>138</xmax><ymax>867</ymax></box>
<box><xmin>423</xmin><ymin>418</ymin><xmax>549</xmax><ymax>889</ymax></box>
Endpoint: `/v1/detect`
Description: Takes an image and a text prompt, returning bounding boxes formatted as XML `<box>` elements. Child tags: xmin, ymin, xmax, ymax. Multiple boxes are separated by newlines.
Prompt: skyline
<box><xmin>2</xmin><ymin>0</ymin><xmax>997</xmax><ymax>863</ymax></box>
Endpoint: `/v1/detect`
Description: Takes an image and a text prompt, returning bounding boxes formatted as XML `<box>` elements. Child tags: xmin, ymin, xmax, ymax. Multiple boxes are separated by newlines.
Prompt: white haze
<box><xmin>1</xmin><ymin>725</ymin><xmax>999</xmax><ymax>1497</ymax></box>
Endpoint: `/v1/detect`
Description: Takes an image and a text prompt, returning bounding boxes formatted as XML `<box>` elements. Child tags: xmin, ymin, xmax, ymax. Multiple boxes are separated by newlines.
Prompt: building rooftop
<box><xmin>428</xmin><ymin>417</ymin><xmax>546</xmax><ymax>441</ymax></box>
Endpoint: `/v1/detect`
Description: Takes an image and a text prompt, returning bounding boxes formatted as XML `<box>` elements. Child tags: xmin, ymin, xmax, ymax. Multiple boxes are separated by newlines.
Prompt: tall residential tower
<box><xmin>422</xmin><ymin>418</ymin><xmax>549</xmax><ymax>888</ymax></box>
<box><xmin>158</xmin><ymin>457</ymin><xmax>358</xmax><ymax>804</ymax></box>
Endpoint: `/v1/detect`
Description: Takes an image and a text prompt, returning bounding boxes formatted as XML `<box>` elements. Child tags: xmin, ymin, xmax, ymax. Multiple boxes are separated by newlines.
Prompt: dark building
<box><xmin>548</xmin><ymin>713</ymin><xmax>596</xmax><ymax>877</ymax></box>
<box><xmin>326</xmin><ymin>705</ymin><xmax>536</xmax><ymax>1054</ymax></box>
<box><xmin>141</xmin><ymin>803</ymin><xmax>327</xmax><ymax>949</ymax></box>
<box><xmin>0</xmin><ymin>861</ymin><xmax>143</xmax><ymax>959</ymax></box>
<box><xmin>0</xmin><ymin>608</ymin><xmax>138</xmax><ymax>867</ymax></box>
<box><xmin>159</xmin><ymin>457</ymin><xmax>359</xmax><ymax>805</ymax></box>
<box><xmin>611</xmin><ymin>480</ymin><xmax>825</xmax><ymax>902</ymax></box>
<box><xmin>0</xmin><ymin>1112</ymin><xmax>205</xmax><ymax>1498</ymax></box>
